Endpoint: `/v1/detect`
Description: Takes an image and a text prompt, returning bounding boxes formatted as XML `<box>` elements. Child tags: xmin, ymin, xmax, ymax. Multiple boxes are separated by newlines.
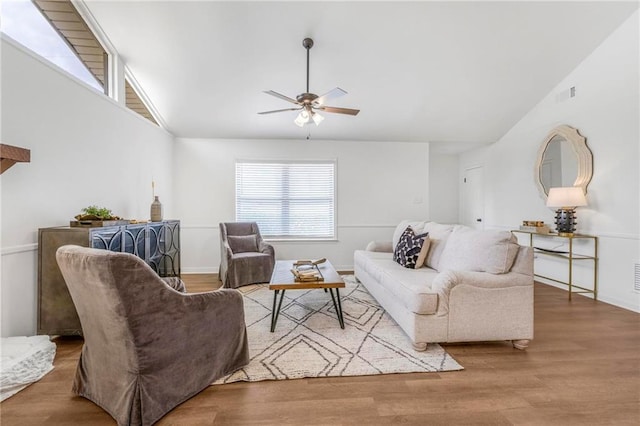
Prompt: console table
<box><xmin>511</xmin><ymin>230</ymin><xmax>597</xmax><ymax>300</ymax></box>
<box><xmin>38</xmin><ymin>220</ymin><xmax>180</xmax><ymax>335</ymax></box>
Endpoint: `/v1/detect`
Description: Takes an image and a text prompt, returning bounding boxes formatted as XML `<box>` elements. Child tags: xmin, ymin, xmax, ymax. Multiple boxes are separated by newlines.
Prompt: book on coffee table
<box><xmin>293</xmin><ymin>258</ymin><xmax>326</xmax><ymax>267</ymax></box>
<box><xmin>291</xmin><ymin>263</ymin><xmax>324</xmax><ymax>282</ymax></box>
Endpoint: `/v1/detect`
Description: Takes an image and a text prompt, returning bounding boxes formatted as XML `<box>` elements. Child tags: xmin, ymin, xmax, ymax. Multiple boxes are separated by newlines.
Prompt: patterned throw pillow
<box><xmin>393</xmin><ymin>226</ymin><xmax>429</xmax><ymax>269</ymax></box>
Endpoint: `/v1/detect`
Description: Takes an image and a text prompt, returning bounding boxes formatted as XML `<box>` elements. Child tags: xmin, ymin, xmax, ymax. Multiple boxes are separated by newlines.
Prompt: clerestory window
<box><xmin>125</xmin><ymin>78</ymin><xmax>159</xmax><ymax>125</ymax></box>
<box><xmin>2</xmin><ymin>1</ymin><xmax>159</xmax><ymax>125</ymax></box>
<box><xmin>1</xmin><ymin>0</ymin><xmax>105</xmax><ymax>92</ymax></box>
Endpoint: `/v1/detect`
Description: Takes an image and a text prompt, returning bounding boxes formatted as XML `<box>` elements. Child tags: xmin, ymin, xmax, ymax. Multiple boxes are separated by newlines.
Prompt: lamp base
<box><xmin>557</xmin><ymin>232</ymin><xmax>575</xmax><ymax>237</ymax></box>
<box><xmin>553</xmin><ymin>208</ymin><xmax>578</xmax><ymax>235</ymax></box>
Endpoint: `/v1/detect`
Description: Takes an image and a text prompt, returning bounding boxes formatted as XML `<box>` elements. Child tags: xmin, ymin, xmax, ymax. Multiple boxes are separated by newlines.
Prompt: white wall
<box><xmin>0</xmin><ymin>37</ymin><xmax>175</xmax><ymax>336</ymax></box>
<box><xmin>173</xmin><ymin>138</ymin><xmax>430</xmax><ymax>272</ymax></box>
<box><xmin>460</xmin><ymin>11</ymin><xmax>640</xmax><ymax>311</ymax></box>
<box><xmin>429</xmin><ymin>152</ymin><xmax>459</xmax><ymax>223</ymax></box>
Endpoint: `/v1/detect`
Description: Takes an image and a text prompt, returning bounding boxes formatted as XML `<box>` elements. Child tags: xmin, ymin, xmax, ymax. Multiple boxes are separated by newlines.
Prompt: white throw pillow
<box><xmin>438</xmin><ymin>228</ymin><xmax>520</xmax><ymax>274</ymax></box>
<box><xmin>422</xmin><ymin>222</ymin><xmax>457</xmax><ymax>270</ymax></box>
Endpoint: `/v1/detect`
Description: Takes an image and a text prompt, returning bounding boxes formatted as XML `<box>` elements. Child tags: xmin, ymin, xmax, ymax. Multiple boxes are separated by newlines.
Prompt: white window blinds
<box><xmin>235</xmin><ymin>160</ymin><xmax>336</xmax><ymax>239</ymax></box>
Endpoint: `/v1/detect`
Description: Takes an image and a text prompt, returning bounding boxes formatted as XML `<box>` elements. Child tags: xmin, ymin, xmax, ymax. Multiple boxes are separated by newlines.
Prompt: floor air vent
<box><xmin>635</xmin><ymin>263</ymin><xmax>640</xmax><ymax>293</ymax></box>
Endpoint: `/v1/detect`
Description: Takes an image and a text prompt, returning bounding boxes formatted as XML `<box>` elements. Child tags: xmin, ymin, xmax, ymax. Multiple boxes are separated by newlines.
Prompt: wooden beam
<box><xmin>0</xmin><ymin>143</ymin><xmax>31</xmax><ymax>174</ymax></box>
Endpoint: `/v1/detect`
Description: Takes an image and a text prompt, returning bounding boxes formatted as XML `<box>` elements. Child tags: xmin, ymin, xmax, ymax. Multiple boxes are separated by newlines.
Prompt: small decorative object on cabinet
<box><xmin>150</xmin><ymin>196</ymin><xmax>163</xmax><ymax>222</ymax></box>
<box><xmin>70</xmin><ymin>205</ymin><xmax>127</xmax><ymax>227</ymax></box>
<box><xmin>38</xmin><ymin>220</ymin><xmax>180</xmax><ymax>335</ymax></box>
<box><xmin>511</xmin><ymin>230</ymin><xmax>597</xmax><ymax>300</ymax></box>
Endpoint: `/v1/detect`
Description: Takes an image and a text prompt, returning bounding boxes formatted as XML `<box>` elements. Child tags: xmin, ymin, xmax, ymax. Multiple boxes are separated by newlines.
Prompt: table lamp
<box><xmin>546</xmin><ymin>187</ymin><xmax>587</xmax><ymax>236</ymax></box>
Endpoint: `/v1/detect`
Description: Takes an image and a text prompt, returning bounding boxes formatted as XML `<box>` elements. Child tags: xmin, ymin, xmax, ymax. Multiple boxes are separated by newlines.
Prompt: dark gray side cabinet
<box><xmin>38</xmin><ymin>220</ymin><xmax>180</xmax><ymax>335</ymax></box>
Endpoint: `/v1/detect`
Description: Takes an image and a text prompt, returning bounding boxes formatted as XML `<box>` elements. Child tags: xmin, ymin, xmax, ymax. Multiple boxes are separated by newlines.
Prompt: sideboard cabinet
<box><xmin>38</xmin><ymin>220</ymin><xmax>180</xmax><ymax>335</ymax></box>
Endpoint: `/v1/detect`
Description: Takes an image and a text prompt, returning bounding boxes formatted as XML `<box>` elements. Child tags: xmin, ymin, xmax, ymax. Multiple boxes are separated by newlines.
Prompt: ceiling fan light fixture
<box><xmin>311</xmin><ymin>111</ymin><xmax>324</xmax><ymax>126</ymax></box>
<box><xmin>294</xmin><ymin>110</ymin><xmax>309</xmax><ymax>127</ymax></box>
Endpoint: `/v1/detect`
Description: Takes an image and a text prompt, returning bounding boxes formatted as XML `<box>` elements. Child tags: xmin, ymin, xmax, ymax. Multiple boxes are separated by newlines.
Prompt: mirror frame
<box><xmin>534</xmin><ymin>125</ymin><xmax>593</xmax><ymax>202</ymax></box>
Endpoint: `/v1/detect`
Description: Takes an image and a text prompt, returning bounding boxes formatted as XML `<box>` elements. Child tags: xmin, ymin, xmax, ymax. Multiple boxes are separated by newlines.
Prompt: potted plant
<box><xmin>71</xmin><ymin>206</ymin><xmax>128</xmax><ymax>227</ymax></box>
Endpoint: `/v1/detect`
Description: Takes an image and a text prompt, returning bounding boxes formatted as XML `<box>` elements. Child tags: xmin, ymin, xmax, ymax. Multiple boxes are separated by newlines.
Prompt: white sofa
<box><xmin>354</xmin><ymin>221</ymin><xmax>534</xmax><ymax>350</ymax></box>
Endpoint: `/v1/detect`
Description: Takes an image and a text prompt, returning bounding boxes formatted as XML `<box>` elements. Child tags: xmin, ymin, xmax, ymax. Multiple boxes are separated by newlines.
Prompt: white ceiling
<box><xmin>84</xmin><ymin>1</ymin><xmax>637</xmax><ymax>149</ymax></box>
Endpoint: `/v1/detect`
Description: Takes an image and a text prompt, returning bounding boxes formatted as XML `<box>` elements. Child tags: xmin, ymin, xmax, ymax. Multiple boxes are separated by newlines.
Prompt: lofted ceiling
<box><xmin>83</xmin><ymin>1</ymin><xmax>637</xmax><ymax>148</ymax></box>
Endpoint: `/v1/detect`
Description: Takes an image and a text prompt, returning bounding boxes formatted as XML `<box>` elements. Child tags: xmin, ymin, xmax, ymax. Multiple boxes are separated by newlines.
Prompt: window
<box><xmin>0</xmin><ymin>0</ymin><xmax>104</xmax><ymax>92</ymax></box>
<box><xmin>236</xmin><ymin>160</ymin><xmax>336</xmax><ymax>240</ymax></box>
<box><xmin>125</xmin><ymin>79</ymin><xmax>158</xmax><ymax>125</ymax></box>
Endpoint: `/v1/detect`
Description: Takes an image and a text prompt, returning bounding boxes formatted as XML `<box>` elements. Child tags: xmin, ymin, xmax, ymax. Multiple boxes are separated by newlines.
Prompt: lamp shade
<box><xmin>546</xmin><ymin>187</ymin><xmax>587</xmax><ymax>208</ymax></box>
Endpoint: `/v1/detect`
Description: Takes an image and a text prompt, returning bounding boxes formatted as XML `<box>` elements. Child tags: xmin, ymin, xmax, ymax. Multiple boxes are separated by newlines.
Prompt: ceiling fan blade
<box><xmin>314</xmin><ymin>87</ymin><xmax>347</xmax><ymax>106</ymax></box>
<box><xmin>263</xmin><ymin>90</ymin><xmax>300</xmax><ymax>105</ymax></box>
<box><xmin>258</xmin><ymin>107</ymin><xmax>302</xmax><ymax>115</ymax></box>
<box><xmin>317</xmin><ymin>106</ymin><xmax>360</xmax><ymax>116</ymax></box>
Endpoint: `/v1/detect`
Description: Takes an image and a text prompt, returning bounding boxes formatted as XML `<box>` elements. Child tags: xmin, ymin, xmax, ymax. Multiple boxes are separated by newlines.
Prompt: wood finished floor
<box><xmin>1</xmin><ymin>274</ymin><xmax>639</xmax><ymax>425</ymax></box>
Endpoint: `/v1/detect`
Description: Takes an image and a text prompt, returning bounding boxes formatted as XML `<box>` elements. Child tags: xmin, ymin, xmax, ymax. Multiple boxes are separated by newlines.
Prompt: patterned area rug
<box><xmin>214</xmin><ymin>275</ymin><xmax>462</xmax><ymax>384</ymax></box>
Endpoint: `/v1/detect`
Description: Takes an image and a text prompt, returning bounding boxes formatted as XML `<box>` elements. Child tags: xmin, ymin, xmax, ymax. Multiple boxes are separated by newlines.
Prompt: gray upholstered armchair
<box><xmin>219</xmin><ymin>222</ymin><xmax>275</xmax><ymax>288</ymax></box>
<box><xmin>56</xmin><ymin>245</ymin><xmax>249</xmax><ymax>426</ymax></box>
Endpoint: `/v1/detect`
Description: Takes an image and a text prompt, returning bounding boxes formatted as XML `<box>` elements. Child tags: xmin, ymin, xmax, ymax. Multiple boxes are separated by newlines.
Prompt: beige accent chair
<box><xmin>219</xmin><ymin>222</ymin><xmax>275</xmax><ymax>288</ymax></box>
<box><xmin>56</xmin><ymin>245</ymin><xmax>249</xmax><ymax>426</ymax></box>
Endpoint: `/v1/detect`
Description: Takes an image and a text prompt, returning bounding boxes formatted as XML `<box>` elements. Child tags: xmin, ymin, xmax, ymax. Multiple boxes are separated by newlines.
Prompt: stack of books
<box><xmin>520</xmin><ymin>220</ymin><xmax>551</xmax><ymax>234</ymax></box>
<box><xmin>291</xmin><ymin>258</ymin><xmax>326</xmax><ymax>282</ymax></box>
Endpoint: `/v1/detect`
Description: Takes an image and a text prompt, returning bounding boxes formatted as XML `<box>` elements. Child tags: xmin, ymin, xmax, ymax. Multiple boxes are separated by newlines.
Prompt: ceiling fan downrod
<box><xmin>303</xmin><ymin>37</ymin><xmax>313</xmax><ymax>94</ymax></box>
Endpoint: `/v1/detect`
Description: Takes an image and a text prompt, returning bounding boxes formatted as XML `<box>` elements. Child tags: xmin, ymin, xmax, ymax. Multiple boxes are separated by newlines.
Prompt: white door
<box><xmin>462</xmin><ymin>166</ymin><xmax>484</xmax><ymax>230</ymax></box>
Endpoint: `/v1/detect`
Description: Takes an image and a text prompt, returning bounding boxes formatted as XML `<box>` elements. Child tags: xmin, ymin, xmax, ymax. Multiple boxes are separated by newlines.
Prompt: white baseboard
<box><xmin>181</xmin><ymin>267</ymin><xmax>218</xmax><ymax>274</ymax></box>
<box><xmin>594</xmin><ymin>294</ymin><xmax>640</xmax><ymax>313</ymax></box>
<box><xmin>538</xmin><ymin>281</ymin><xmax>640</xmax><ymax>313</ymax></box>
<box><xmin>335</xmin><ymin>265</ymin><xmax>354</xmax><ymax>272</ymax></box>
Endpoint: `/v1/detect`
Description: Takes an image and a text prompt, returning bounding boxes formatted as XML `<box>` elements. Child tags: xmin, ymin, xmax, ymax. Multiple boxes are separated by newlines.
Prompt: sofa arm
<box><xmin>433</xmin><ymin>270</ymin><xmax>532</xmax><ymax>293</ymax></box>
<box><xmin>219</xmin><ymin>241</ymin><xmax>234</xmax><ymax>286</ymax></box>
<box><xmin>432</xmin><ymin>270</ymin><xmax>533</xmax><ymax>315</ymax></box>
<box><xmin>259</xmin><ymin>240</ymin><xmax>275</xmax><ymax>258</ymax></box>
<box><xmin>365</xmin><ymin>241</ymin><xmax>394</xmax><ymax>253</ymax></box>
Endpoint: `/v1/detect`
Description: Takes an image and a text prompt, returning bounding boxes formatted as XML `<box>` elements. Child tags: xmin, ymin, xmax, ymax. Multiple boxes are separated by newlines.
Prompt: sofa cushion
<box><xmin>227</xmin><ymin>235</ymin><xmax>258</xmax><ymax>253</ymax></box>
<box><xmin>438</xmin><ymin>228</ymin><xmax>520</xmax><ymax>274</ymax></box>
<box><xmin>422</xmin><ymin>222</ymin><xmax>457</xmax><ymax>270</ymax></box>
<box><xmin>393</xmin><ymin>227</ymin><xmax>429</xmax><ymax>269</ymax></box>
<box><xmin>354</xmin><ymin>250</ymin><xmax>439</xmax><ymax>315</ymax></box>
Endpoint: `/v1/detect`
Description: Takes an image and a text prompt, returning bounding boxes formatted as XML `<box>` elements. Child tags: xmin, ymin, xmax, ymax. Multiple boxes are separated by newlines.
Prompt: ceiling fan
<box><xmin>258</xmin><ymin>38</ymin><xmax>360</xmax><ymax>127</ymax></box>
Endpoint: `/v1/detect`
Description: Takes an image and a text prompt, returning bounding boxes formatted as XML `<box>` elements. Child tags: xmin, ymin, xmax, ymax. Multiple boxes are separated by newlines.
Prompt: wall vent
<box><xmin>635</xmin><ymin>263</ymin><xmax>640</xmax><ymax>293</ymax></box>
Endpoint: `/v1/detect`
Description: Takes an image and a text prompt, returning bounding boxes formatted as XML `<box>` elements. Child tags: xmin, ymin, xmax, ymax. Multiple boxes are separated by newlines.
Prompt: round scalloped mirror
<box><xmin>535</xmin><ymin>125</ymin><xmax>593</xmax><ymax>202</ymax></box>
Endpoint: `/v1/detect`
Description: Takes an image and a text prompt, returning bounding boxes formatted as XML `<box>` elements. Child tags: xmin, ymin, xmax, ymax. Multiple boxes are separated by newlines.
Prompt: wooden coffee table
<box><xmin>269</xmin><ymin>260</ymin><xmax>345</xmax><ymax>332</ymax></box>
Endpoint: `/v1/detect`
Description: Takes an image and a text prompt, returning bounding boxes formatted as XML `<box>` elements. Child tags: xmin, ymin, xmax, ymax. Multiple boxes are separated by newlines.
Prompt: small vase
<box><xmin>150</xmin><ymin>196</ymin><xmax>163</xmax><ymax>222</ymax></box>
